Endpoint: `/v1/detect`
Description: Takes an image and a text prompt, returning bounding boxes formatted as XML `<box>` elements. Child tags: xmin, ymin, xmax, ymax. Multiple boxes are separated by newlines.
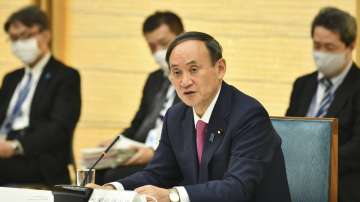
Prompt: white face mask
<box><xmin>153</xmin><ymin>49</ymin><xmax>169</xmax><ymax>76</ymax></box>
<box><xmin>313</xmin><ymin>51</ymin><xmax>347</xmax><ymax>76</ymax></box>
<box><xmin>11</xmin><ymin>37</ymin><xmax>41</xmax><ymax>65</ymax></box>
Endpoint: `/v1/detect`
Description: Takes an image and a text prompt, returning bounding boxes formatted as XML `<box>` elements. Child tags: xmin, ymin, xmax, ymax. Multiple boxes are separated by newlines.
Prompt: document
<box><xmin>88</xmin><ymin>189</ymin><xmax>146</xmax><ymax>202</ymax></box>
<box><xmin>81</xmin><ymin>135</ymin><xmax>146</xmax><ymax>169</ymax></box>
<box><xmin>0</xmin><ymin>187</ymin><xmax>53</xmax><ymax>202</ymax></box>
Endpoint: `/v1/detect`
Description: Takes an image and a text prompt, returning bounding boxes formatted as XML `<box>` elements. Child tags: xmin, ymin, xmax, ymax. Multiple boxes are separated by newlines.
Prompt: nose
<box><xmin>180</xmin><ymin>72</ymin><xmax>193</xmax><ymax>88</ymax></box>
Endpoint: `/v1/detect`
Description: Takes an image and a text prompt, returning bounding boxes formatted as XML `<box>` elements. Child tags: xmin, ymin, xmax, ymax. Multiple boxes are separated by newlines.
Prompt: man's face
<box><xmin>168</xmin><ymin>40</ymin><xmax>226</xmax><ymax>116</ymax></box>
<box><xmin>313</xmin><ymin>26</ymin><xmax>352</xmax><ymax>53</ymax></box>
<box><xmin>312</xmin><ymin>26</ymin><xmax>353</xmax><ymax>77</ymax></box>
<box><xmin>144</xmin><ymin>24</ymin><xmax>177</xmax><ymax>53</ymax></box>
<box><xmin>8</xmin><ymin>21</ymin><xmax>50</xmax><ymax>65</ymax></box>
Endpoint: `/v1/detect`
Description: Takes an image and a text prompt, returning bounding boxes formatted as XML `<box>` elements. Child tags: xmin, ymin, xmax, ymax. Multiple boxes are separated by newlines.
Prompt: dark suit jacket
<box><xmin>122</xmin><ymin>69</ymin><xmax>180</xmax><ymax>142</ymax></box>
<box><xmin>119</xmin><ymin>82</ymin><xmax>290</xmax><ymax>202</ymax></box>
<box><xmin>0</xmin><ymin>56</ymin><xmax>81</xmax><ymax>185</ymax></box>
<box><xmin>286</xmin><ymin>63</ymin><xmax>360</xmax><ymax>201</ymax></box>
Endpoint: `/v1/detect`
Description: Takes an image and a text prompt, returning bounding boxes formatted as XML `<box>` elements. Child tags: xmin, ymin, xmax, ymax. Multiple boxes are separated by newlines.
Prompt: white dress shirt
<box><xmin>109</xmin><ymin>83</ymin><xmax>222</xmax><ymax>202</ymax></box>
<box><xmin>306</xmin><ymin>61</ymin><xmax>352</xmax><ymax>117</ymax></box>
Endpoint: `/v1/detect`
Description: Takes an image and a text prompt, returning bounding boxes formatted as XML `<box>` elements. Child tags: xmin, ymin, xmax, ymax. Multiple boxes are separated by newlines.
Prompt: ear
<box><xmin>43</xmin><ymin>30</ymin><xmax>51</xmax><ymax>44</ymax></box>
<box><xmin>215</xmin><ymin>58</ymin><xmax>226</xmax><ymax>79</ymax></box>
<box><xmin>348</xmin><ymin>41</ymin><xmax>355</xmax><ymax>51</ymax></box>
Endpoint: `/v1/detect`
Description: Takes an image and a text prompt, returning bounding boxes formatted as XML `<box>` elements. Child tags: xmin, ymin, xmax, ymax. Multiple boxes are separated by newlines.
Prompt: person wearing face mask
<box><xmin>0</xmin><ymin>6</ymin><xmax>81</xmax><ymax>186</ymax></box>
<box><xmin>286</xmin><ymin>7</ymin><xmax>360</xmax><ymax>202</ymax></box>
<box><xmin>94</xmin><ymin>11</ymin><xmax>184</xmax><ymax>184</ymax></box>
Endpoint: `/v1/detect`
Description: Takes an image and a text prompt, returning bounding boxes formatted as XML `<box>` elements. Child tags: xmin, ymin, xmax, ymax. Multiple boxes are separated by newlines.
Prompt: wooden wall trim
<box><xmin>49</xmin><ymin>0</ymin><xmax>67</xmax><ymax>61</ymax></box>
<box><xmin>330</xmin><ymin>118</ymin><xmax>338</xmax><ymax>202</ymax></box>
<box><xmin>33</xmin><ymin>0</ymin><xmax>67</xmax><ymax>61</ymax></box>
<box><xmin>357</xmin><ymin>0</ymin><xmax>360</xmax><ymax>63</ymax></box>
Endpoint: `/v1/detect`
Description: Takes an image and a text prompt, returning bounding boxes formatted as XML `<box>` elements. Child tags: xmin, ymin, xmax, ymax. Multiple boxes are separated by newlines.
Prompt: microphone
<box><xmin>81</xmin><ymin>134</ymin><xmax>121</xmax><ymax>186</ymax></box>
<box><xmin>53</xmin><ymin>134</ymin><xmax>122</xmax><ymax>202</ymax></box>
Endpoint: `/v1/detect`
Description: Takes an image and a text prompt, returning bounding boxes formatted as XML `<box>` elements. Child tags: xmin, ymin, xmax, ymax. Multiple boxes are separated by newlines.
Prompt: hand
<box><xmin>0</xmin><ymin>140</ymin><xmax>15</xmax><ymax>159</ymax></box>
<box><xmin>124</xmin><ymin>146</ymin><xmax>154</xmax><ymax>165</ymax></box>
<box><xmin>85</xmin><ymin>183</ymin><xmax>116</xmax><ymax>190</ymax></box>
<box><xmin>135</xmin><ymin>185</ymin><xmax>170</xmax><ymax>202</ymax></box>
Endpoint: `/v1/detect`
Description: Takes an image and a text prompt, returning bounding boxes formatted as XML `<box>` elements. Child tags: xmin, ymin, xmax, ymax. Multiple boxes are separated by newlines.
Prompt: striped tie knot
<box><xmin>319</xmin><ymin>77</ymin><xmax>332</xmax><ymax>92</ymax></box>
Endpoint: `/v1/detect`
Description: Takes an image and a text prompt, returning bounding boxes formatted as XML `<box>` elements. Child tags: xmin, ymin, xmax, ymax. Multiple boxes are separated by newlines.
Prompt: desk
<box><xmin>0</xmin><ymin>187</ymin><xmax>145</xmax><ymax>202</ymax></box>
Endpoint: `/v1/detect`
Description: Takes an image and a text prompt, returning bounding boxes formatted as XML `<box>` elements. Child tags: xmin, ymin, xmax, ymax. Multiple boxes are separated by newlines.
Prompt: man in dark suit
<box><xmin>286</xmin><ymin>7</ymin><xmax>360</xmax><ymax>202</ymax></box>
<box><xmin>96</xmin><ymin>11</ymin><xmax>183</xmax><ymax>184</ymax></box>
<box><xmin>89</xmin><ymin>32</ymin><xmax>290</xmax><ymax>202</ymax></box>
<box><xmin>0</xmin><ymin>6</ymin><xmax>81</xmax><ymax>186</ymax></box>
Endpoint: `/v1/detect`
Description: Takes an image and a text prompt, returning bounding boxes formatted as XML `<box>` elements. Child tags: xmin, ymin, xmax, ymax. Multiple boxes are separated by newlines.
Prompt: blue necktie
<box><xmin>0</xmin><ymin>72</ymin><xmax>33</xmax><ymax>134</ymax></box>
<box><xmin>315</xmin><ymin>78</ymin><xmax>333</xmax><ymax>117</ymax></box>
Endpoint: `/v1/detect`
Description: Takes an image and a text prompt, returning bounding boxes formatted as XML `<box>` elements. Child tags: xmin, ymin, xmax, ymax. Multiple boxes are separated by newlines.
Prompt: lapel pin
<box><xmin>44</xmin><ymin>73</ymin><xmax>51</xmax><ymax>80</ymax></box>
<box><xmin>217</xmin><ymin>129</ymin><xmax>223</xmax><ymax>135</ymax></box>
<box><xmin>209</xmin><ymin>133</ymin><xmax>215</xmax><ymax>143</ymax></box>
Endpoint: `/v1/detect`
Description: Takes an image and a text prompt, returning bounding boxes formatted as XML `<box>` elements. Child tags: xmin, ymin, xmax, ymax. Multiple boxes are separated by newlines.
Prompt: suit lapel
<box><xmin>8</xmin><ymin>71</ymin><xmax>25</xmax><ymax>97</ymax></box>
<box><xmin>31</xmin><ymin>57</ymin><xmax>55</xmax><ymax>115</ymax></box>
<box><xmin>198</xmin><ymin>83</ymin><xmax>230</xmax><ymax>183</ymax></box>
<box><xmin>327</xmin><ymin>64</ymin><xmax>359</xmax><ymax>117</ymax></box>
<box><xmin>181</xmin><ymin>107</ymin><xmax>199</xmax><ymax>183</ymax></box>
<box><xmin>298</xmin><ymin>74</ymin><xmax>318</xmax><ymax>116</ymax></box>
<box><xmin>0</xmin><ymin>70</ymin><xmax>24</xmax><ymax>122</ymax></box>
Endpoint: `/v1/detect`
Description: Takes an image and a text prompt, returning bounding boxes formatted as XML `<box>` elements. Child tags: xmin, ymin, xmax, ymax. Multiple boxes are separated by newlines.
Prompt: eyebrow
<box><xmin>170</xmin><ymin>64</ymin><xmax>178</xmax><ymax>68</ymax></box>
<box><xmin>170</xmin><ymin>60</ymin><xmax>198</xmax><ymax>68</ymax></box>
<box><xmin>186</xmin><ymin>60</ymin><xmax>197</xmax><ymax>65</ymax></box>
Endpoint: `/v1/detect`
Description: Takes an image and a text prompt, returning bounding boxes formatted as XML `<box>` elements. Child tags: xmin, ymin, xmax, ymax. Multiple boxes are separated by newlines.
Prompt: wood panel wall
<box><xmin>357</xmin><ymin>0</ymin><xmax>360</xmax><ymax>63</ymax></box>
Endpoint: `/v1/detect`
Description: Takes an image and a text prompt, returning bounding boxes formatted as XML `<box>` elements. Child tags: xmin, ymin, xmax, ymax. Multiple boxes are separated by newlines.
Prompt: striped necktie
<box><xmin>315</xmin><ymin>78</ymin><xmax>333</xmax><ymax>117</ymax></box>
<box><xmin>0</xmin><ymin>72</ymin><xmax>33</xmax><ymax>134</ymax></box>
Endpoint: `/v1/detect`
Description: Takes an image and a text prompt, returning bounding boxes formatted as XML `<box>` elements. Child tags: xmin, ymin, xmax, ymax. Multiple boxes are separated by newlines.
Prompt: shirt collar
<box><xmin>317</xmin><ymin>60</ymin><xmax>352</xmax><ymax>88</ymax></box>
<box><xmin>24</xmin><ymin>52</ymin><xmax>51</xmax><ymax>77</ymax></box>
<box><xmin>193</xmin><ymin>83</ymin><xmax>222</xmax><ymax>127</ymax></box>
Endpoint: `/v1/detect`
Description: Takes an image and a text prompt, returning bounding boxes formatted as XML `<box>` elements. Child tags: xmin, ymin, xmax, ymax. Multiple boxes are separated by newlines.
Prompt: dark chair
<box><xmin>271</xmin><ymin>117</ymin><xmax>338</xmax><ymax>202</ymax></box>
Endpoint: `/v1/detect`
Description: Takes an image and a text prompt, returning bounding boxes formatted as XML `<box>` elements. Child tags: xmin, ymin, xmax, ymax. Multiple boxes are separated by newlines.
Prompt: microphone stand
<box><xmin>53</xmin><ymin>135</ymin><xmax>121</xmax><ymax>202</ymax></box>
<box><xmin>81</xmin><ymin>135</ymin><xmax>120</xmax><ymax>186</ymax></box>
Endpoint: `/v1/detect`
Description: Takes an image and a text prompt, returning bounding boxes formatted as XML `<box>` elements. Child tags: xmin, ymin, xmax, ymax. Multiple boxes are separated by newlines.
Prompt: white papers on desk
<box><xmin>89</xmin><ymin>189</ymin><xmax>146</xmax><ymax>202</ymax></box>
<box><xmin>0</xmin><ymin>187</ymin><xmax>53</xmax><ymax>202</ymax></box>
<box><xmin>81</xmin><ymin>135</ymin><xmax>146</xmax><ymax>169</ymax></box>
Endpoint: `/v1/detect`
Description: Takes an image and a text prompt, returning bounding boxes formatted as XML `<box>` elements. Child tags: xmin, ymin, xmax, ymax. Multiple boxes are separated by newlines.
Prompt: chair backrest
<box><xmin>270</xmin><ymin>117</ymin><xmax>338</xmax><ymax>202</ymax></box>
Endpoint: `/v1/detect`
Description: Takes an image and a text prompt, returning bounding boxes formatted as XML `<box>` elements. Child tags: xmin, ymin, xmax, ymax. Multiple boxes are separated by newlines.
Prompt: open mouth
<box><xmin>184</xmin><ymin>91</ymin><xmax>195</xmax><ymax>95</ymax></box>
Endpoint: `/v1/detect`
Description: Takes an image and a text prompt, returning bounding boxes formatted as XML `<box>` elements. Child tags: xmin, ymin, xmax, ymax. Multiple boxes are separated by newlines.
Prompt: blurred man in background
<box><xmin>0</xmin><ymin>6</ymin><xmax>81</xmax><ymax>186</ymax></box>
<box><xmin>96</xmin><ymin>11</ymin><xmax>183</xmax><ymax>184</ymax></box>
<box><xmin>286</xmin><ymin>7</ymin><xmax>360</xmax><ymax>201</ymax></box>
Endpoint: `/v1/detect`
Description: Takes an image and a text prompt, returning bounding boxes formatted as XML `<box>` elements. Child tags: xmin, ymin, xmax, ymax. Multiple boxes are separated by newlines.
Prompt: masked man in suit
<box><xmin>286</xmin><ymin>7</ymin><xmax>360</xmax><ymax>202</ymax></box>
<box><xmin>0</xmin><ymin>6</ymin><xmax>81</xmax><ymax>186</ymax></box>
<box><xmin>96</xmin><ymin>11</ymin><xmax>183</xmax><ymax>184</ymax></box>
<box><xmin>89</xmin><ymin>32</ymin><xmax>291</xmax><ymax>202</ymax></box>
